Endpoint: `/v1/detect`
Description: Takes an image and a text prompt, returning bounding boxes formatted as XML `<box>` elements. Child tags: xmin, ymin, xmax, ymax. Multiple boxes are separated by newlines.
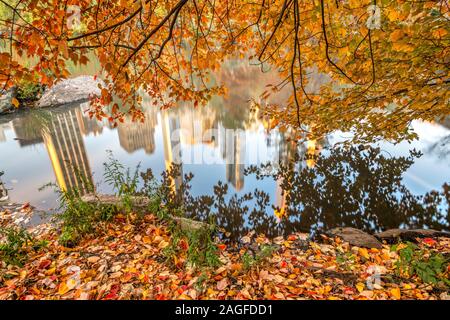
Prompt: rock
<box><xmin>328</xmin><ymin>227</ymin><xmax>382</xmax><ymax>248</ymax></box>
<box><xmin>38</xmin><ymin>76</ymin><xmax>103</xmax><ymax>108</ymax></box>
<box><xmin>0</xmin><ymin>88</ymin><xmax>16</xmax><ymax>114</ymax></box>
<box><xmin>81</xmin><ymin>193</ymin><xmax>211</xmax><ymax>232</ymax></box>
<box><xmin>171</xmin><ymin>216</ymin><xmax>210</xmax><ymax>232</ymax></box>
<box><xmin>0</xmin><ymin>172</ymin><xmax>8</xmax><ymax>202</ymax></box>
<box><xmin>375</xmin><ymin>228</ymin><xmax>450</xmax><ymax>243</ymax></box>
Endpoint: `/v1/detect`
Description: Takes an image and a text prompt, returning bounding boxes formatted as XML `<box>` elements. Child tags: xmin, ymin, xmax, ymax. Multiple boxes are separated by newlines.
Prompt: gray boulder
<box><xmin>375</xmin><ymin>228</ymin><xmax>450</xmax><ymax>243</ymax></box>
<box><xmin>38</xmin><ymin>76</ymin><xmax>103</xmax><ymax>108</ymax></box>
<box><xmin>328</xmin><ymin>227</ymin><xmax>382</xmax><ymax>248</ymax></box>
<box><xmin>0</xmin><ymin>171</ymin><xmax>8</xmax><ymax>202</ymax></box>
<box><xmin>0</xmin><ymin>88</ymin><xmax>16</xmax><ymax>114</ymax></box>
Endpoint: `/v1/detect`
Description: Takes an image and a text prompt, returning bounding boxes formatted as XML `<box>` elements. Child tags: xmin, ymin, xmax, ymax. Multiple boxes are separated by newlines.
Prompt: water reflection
<box><xmin>0</xmin><ymin>99</ymin><xmax>449</xmax><ymax>237</ymax></box>
<box><xmin>244</xmin><ymin>147</ymin><xmax>450</xmax><ymax>237</ymax></box>
<box><xmin>41</xmin><ymin>109</ymin><xmax>93</xmax><ymax>194</ymax></box>
<box><xmin>117</xmin><ymin>108</ymin><xmax>157</xmax><ymax>155</ymax></box>
<box><xmin>0</xmin><ymin>97</ymin><xmax>298</xmax><ymax>205</ymax></box>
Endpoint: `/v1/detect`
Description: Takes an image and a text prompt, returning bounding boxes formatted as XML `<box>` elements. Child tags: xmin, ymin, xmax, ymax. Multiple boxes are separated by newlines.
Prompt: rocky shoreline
<box><xmin>0</xmin><ymin>76</ymin><xmax>103</xmax><ymax>115</ymax></box>
<box><xmin>2</xmin><ymin>198</ymin><xmax>449</xmax><ymax>248</ymax></box>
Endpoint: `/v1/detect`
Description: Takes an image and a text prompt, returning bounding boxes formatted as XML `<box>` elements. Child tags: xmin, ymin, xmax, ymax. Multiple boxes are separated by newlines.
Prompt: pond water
<box><xmin>0</xmin><ymin>60</ymin><xmax>449</xmax><ymax>239</ymax></box>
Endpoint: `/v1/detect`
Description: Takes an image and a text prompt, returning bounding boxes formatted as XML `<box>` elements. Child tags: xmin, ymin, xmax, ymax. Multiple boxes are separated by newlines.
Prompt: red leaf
<box><xmin>179</xmin><ymin>239</ymin><xmax>189</xmax><ymax>251</ymax></box>
<box><xmin>423</xmin><ymin>238</ymin><xmax>437</xmax><ymax>246</ymax></box>
<box><xmin>38</xmin><ymin>259</ymin><xmax>52</xmax><ymax>270</ymax></box>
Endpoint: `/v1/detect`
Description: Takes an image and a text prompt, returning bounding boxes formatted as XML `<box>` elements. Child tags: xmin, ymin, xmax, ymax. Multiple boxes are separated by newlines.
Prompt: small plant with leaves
<box><xmin>242</xmin><ymin>244</ymin><xmax>276</xmax><ymax>270</ymax></box>
<box><xmin>164</xmin><ymin>220</ymin><xmax>222</xmax><ymax>270</ymax></box>
<box><xmin>16</xmin><ymin>79</ymin><xmax>45</xmax><ymax>103</ymax></box>
<box><xmin>0</xmin><ymin>226</ymin><xmax>45</xmax><ymax>266</ymax></box>
<box><xmin>393</xmin><ymin>242</ymin><xmax>450</xmax><ymax>287</ymax></box>
<box><xmin>103</xmin><ymin>151</ymin><xmax>141</xmax><ymax>214</ymax></box>
<box><xmin>40</xmin><ymin>164</ymin><xmax>117</xmax><ymax>246</ymax></box>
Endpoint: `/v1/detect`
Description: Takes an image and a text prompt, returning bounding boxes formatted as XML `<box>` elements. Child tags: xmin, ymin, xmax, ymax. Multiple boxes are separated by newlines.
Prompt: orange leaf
<box><xmin>390</xmin><ymin>288</ymin><xmax>401</xmax><ymax>299</ymax></box>
<box><xmin>11</xmin><ymin>98</ymin><xmax>20</xmax><ymax>108</ymax></box>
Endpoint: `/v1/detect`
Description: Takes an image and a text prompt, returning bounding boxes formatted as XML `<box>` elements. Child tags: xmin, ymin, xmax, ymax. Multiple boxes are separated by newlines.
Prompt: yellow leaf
<box><xmin>58</xmin><ymin>282</ymin><xmax>70</xmax><ymax>295</ymax></box>
<box><xmin>66</xmin><ymin>278</ymin><xmax>77</xmax><ymax>290</ymax></box>
<box><xmin>20</xmin><ymin>270</ymin><xmax>27</xmax><ymax>279</ymax></box>
<box><xmin>356</xmin><ymin>282</ymin><xmax>365</xmax><ymax>293</ymax></box>
<box><xmin>45</xmin><ymin>267</ymin><xmax>56</xmax><ymax>276</ymax></box>
<box><xmin>387</xmin><ymin>10</ymin><xmax>398</xmax><ymax>21</ymax></box>
<box><xmin>390</xmin><ymin>287</ymin><xmax>401</xmax><ymax>299</ymax></box>
<box><xmin>392</xmin><ymin>42</ymin><xmax>414</xmax><ymax>52</ymax></box>
<box><xmin>11</xmin><ymin>98</ymin><xmax>20</xmax><ymax>108</ymax></box>
<box><xmin>390</xmin><ymin>30</ymin><xmax>405</xmax><ymax>42</ymax></box>
<box><xmin>358</xmin><ymin>248</ymin><xmax>370</xmax><ymax>260</ymax></box>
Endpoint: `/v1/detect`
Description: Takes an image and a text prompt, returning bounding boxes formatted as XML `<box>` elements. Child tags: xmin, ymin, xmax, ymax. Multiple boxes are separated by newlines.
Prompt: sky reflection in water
<box><xmin>0</xmin><ymin>62</ymin><xmax>449</xmax><ymax>238</ymax></box>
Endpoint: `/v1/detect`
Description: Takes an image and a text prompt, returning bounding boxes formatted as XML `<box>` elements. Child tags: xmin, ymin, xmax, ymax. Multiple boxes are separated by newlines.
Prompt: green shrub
<box><xmin>393</xmin><ymin>242</ymin><xmax>450</xmax><ymax>287</ymax></box>
<box><xmin>0</xmin><ymin>226</ymin><xmax>46</xmax><ymax>266</ymax></box>
<box><xmin>163</xmin><ymin>219</ymin><xmax>222</xmax><ymax>270</ymax></box>
<box><xmin>104</xmin><ymin>150</ymin><xmax>141</xmax><ymax>213</ymax></box>
<box><xmin>40</xmin><ymin>166</ymin><xmax>118</xmax><ymax>246</ymax></box>
<box><xmin>242</xmin><ymin>244</ymin><xmax>276</xmax><ymax>270</ymax></box>
<box><xmin>16</xmin><ymin>80</ymin><xmax>44</xmax><ymax>103</ymax></box>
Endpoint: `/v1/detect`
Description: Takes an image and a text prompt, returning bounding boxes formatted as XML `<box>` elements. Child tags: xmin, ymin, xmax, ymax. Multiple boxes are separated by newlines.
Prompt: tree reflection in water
<box><xmin>161</xmin><ymin>146</ymin><xmax>449</xmax><ymax>240</ymax></box>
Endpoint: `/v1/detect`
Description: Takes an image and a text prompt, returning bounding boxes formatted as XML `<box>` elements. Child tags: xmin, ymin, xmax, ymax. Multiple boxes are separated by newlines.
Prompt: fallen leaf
<box><xmin>356</xmin><ymin>282</ymin><xmax>365</xmax><ymax>293</ymax></box>
<box><xmin>390</xmin><ymin>288</ymin><xmax>401</xmax><ymax>299</ymax></box>
<box><xmin>358</xmin><ymin>248</ymin><xmax>370</xmax><ymax>260</ymax></box>
<box><xmin>216</xmin><ymin>278</ymin><xmax>228</xmax><ymax>291</ymax></box>
<box><xmin>88</xmin><ymin>256</ymin><xmax>100</xmax><ymax>263</ymax></box>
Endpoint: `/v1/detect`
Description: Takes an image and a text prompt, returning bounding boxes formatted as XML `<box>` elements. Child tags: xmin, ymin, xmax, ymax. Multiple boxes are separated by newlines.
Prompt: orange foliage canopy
<box><xmin>0</xmin><ymin>0</ymin><xmax>448</xmax><ymax>142</ymax></box>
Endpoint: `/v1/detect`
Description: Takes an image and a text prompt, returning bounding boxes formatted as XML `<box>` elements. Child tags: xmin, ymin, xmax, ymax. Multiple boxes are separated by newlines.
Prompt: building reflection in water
<box><xmin>0</xmin><ymin>123</ymin><xmax>8</xmax><ymax>142</ymax></box>
<box><xmin>12</xmin><ymin>115</ymin><xmax>44</xmax><ymax>147</ymax></box>
<box><xmin>117</xmin><ymin>107</ymin><xmax>157</xmax><ymax>155</ymax></box>
<box><xmin>5</xmin><ymin>60</ymin><xmax>322</xmax><ymax>221</ymax></box>
<box><xmin>7</xmin><ymin>107</ymin><xmax>94</xmax><ymax>194</ymax></box>
<box><xmin>42</xmin><ymin>108</ymin><xmax>93</xmax><ymax>194</ymax></box>
<box><xmin>224</xmin><ymin>131</ymin><xmax>245</xmax><ymax>191</ymax></box>
<box><xmin>76</xmin><ymin>103</ymin><xmax>104</xmax><ymax>137</ymax></box>
<box><xmin>161</xmin><ymin>109</ymin><xmax>183</xmax><ymax>192</ymax></box>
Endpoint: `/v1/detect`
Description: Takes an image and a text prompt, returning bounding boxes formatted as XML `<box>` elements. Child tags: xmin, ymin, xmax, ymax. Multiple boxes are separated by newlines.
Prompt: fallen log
<box><xmin>81</xmin><ymin>193</ymin><xmax>210</xmax><ymax>232</ymax></box>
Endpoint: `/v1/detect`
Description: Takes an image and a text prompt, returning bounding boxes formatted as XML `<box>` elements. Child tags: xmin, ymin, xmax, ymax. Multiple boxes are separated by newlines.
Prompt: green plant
<box><xmin>393</xmin><ymin>242</ymin><xmax>450</xmax><ymax>287</ymax></box>
<box><xmin>45</xmin><ymin>182</ymin><xmax>98</xmax><ymax>246</ymax></box>
<box><xmin>164</xmin><ymin>219</ymin><xmax>222</xmax><ymax>270</ymax></box>
<box><xmin>187</xmin><ymin>226</ymin><xmax>221</xmax><ymax>269</ymax></box>
<box><xmin>16</xmin><ymin>80</ymin><xmax>44</xmax><ymax>102</ymax></box>
<box><xmin>0</xmin><ymin>226</ymin><xmax>44</xmax><ymax>266</ymax></box>
<box><xmin>104</xmin><ymin>151</ymin><xmax>141</xmax><ymax>213</ymax></box>
<box><xmin>336</xmin><ymin>251</ymin><xmax>356</xmax><ymax>271</ymax></box>
<box><xmin>242</xmin><ymin>244</ymin><xmax>276</xmax><ymax>270</ymax></box>
<box><xmin>40</xmin><ymin>165</ymin><xmax>117</xmax><ymax>246</ymax></box>
<box><xmin>194</xmin><ymin>271</ymin><xmax>209</xmax><ymax>292</ymax></box>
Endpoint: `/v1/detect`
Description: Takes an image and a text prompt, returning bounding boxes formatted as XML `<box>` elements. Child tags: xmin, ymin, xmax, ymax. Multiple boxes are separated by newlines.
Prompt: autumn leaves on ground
<box><xmin>1</xmin><ymin>205</ymin><xmax>449</xmax><ymax>300</ymax></box>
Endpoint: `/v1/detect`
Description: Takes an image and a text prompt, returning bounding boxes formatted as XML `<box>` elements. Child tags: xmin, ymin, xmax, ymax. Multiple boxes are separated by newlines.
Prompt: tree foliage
<box><xmin>0</xmin><ymin>0</ymin><xmax>448</xmax><ymax>142</ymax></box>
